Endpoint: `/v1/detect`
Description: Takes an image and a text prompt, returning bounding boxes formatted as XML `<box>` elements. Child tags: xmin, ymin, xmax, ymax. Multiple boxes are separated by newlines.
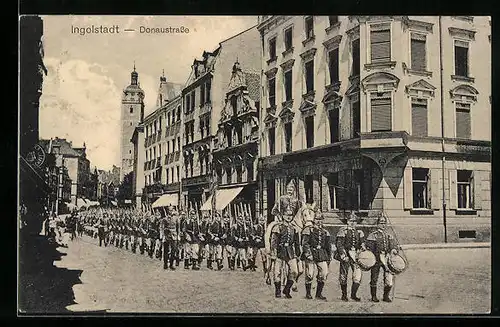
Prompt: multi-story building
<box><xmin>208</xmin><ymin>60</ymin><xmax>261</xmax><ymax>219</ymax></box>
<box><xmin>257</xmin><ymin>16</ymin><xmax>491</xmax><ymax>243</ymax></box>
<box><xmin>97</xmin><ymin>165</ymin><xmax>120</xmax><ymax>205</ymax></box>
<box><xmin>182</xmin><ymin>25</ymin><xmax>261</xmax><ymax>213</ymax></box>
<box><xmin>120</xmin><ymin>64</ymin><xmax>145</xmax><ymax>182</ymax></box>
<box><xmin>140</xmin><ymin>73</ymin><xmax>182</xmax><ymax>208</ymax></box>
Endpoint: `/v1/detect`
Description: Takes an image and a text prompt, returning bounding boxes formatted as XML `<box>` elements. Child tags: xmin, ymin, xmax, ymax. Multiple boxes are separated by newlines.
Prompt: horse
<box><xmin>263</xmin><ymin>202</ymin><xmax>317</xmax><ymax>288</ymax></box>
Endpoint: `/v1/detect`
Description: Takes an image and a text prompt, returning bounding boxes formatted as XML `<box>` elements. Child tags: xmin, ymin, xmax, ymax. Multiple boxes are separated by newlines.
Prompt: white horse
<box><xmin>263</xmin><ymin>203</ymin><xmax>317</xmax><ymax>287</ymax></box>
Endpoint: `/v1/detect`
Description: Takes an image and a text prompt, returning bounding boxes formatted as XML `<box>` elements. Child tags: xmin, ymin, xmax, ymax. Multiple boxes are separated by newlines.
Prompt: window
<box><xmin>247</xmin><ymin>162</ymin><xmax>254</xmax><ymax>182</ymax></box>
<box><xmin>329</xmin><ymin>16</ymin><xmax>339</xmax><ymax>26</ymax></box>
<box><xmin>454</xmin><ymin>41</ymin><xmax>469</xmax><ymax>77</ymax></box>
<box><xmin>370</xmin><ymin>27</ymin><xmax>391</xmax><ymax>62</ymax></box>
<box><xmin>130</xmin><ymin>122</ymin><xmax>132</xmax><ymax>126</ymax></box>
<box><xmin>411</xmin><ymin>99</ymin><xmax>428</xmax><ymax>137</ymax></box>
<box><xmin>177</xmin><ymin>106</ymin><xmax>181</xmax><ymax>121</ymax></box>
<box><xmin>190</xmin><ymin>122</ymin><xmax>194</xmax><ymax>142</ymax></box>
<box><xmin>205</xmin><ymin>157</ymin><xmax>210</xmax><ymax>173</ymax></box>
<box><xmin>167</xmin><ymin>112</ymin><xmax>171</xmax><ymax>126</ymax></box>
<box><xmin>268</xmin><ymin>77</ymin><xmax>276</xmax><ymax>107</ymax></box>
<box><xmin>200</xmin><ymin>157</ymin><xmax>204</xmax><ymax>175</ymax></box>
<box><xmin>206</xmin><ymin>81</ymin><xmax>211</xmax><ymax>102</ymax></box>
<box><xmin>284</xmin><ymin>70</ymin><xmax>293</xmax><ymax>101</ymax></box>
<box><xmin>284</xmin><ymin>122</ymin><xmax>292</xmax><ymax>152</ymax></box>
<box><xmin>269</xmin><ymin>37</ymin><xmax>277</xmax><ymax>59</ymax></box>
<box><xmin>411</xmin><ymin>34</ymin><xmax>426</xmax><ymax>71</ymax></box>
<box><xmin>217</xmin><ymin>167</ymin><xmax>223</xmax><ymax>184</ymax></box>
<box><xmin>225</xmin><ymin>166</ymin><xmax>232</xmax><ymax>184</ymax></box>
<box><xmin>231</xmin><ymin>96</ymin><xmax>238</xmax><ymax>116</ymax></box>
<box><xmin>185</xmin><ymin>95</ymin><xmax>191</xmax><ymax>114</ymax></box>
<box><xmin>171</xmin><ymin>167</ymin><xmax>175</xmax><ymax>182</ymax></box>
<box><xmin>305</xmin><ymin>60</ymin><xmax>314</xmax><ymax>93</ymax></box>
<box><xmin>304</xmin><ymin>175</ymin><xmax>314</xmax><ymax>203</ymax></box>
<box><xmin>189</xmin><ymin>157</ymin><xmax>194</xmax><ymax>176</ymax></box>
<box><xmin>268</xmin><ymin>127</ymin><xmax>276</xmax><ymax>155</ymax></box>
<box><xmin>329</xmin><ymin>109</ymin><xmax>339</xmax><ymax>143</ymax></box>
<box><xmin>201</xmin><ymin>84</ymin><xmax>205</xmax><ymax>105</ymax></box>
<box><xmin>177</xmin><ymin>166</ymin><xmax>180</xmax><ymax>182</ymax></box>
<box><xmin>200</xmin><ymin>120</ymin><xmax>205</xmax><ymax>139</ymax></box>
<box><xmin>412</xmin><ymin>168</ymin><xmax>430</xmax><ymax>209</ymax></box>
<box><xmin>236</xmin><ymin>126</ymin><xmax>243</xmax><ymax>144</ymax></box>
<box><xmin>130</xmin><ymin>107</ymin><xmax>133</xmax><ymax>113</ymax></box>
<box><xmin>129</xmin><ymin>150</ymin><xmax>131</xmax><ymax>154</ymax></box>
<box><xmin>352</xmin><ymin>98</ymin><xmax>360</xmax><ymax>138</ymax></box>
<box><xmin>285</xmin><ymin>27</ymin><xmax>293</xmax><ymax>51</ymax></box>
<box><xmin>371</xmin><ymin>92</ymin><xmax>392</xmax><ymax>132</ymax></box>
<box><xmin>457</xmin><ymin>170</ymin><xmax>473</xmax><ymax>209</ymax></box>
<box><xmin>172</xmin><ymin>139</ymin><xmax>176</xmax><ymax>152</ymax></box>
<box><xmin>351</xmin><ymin>39</ymin><xmax>360</xmax><ymax>76</ymax></box>
<box><xmin>456</xmin><ymin>102</ymin><xmax>471</xmax><ymax>139</ymax></box>
<box><xmin>171</xmin><ymin>110</ymin><xmax>175</xmax><ymax>123</ymax></box>
<box><xmin>329</xmin><ymin>48</ymin><xmax>339</xmax><ymax>84</ymax></box>
<box><xmin>191</xmin><ymin>92</ymin><xmax>196</xmax><ymax>111</ymax></box>
<box><xmin>305</xmin><ymin>16</ymin><xmax>314</xmax><ymax>39</ymax></box>
<box><xmin>166</xmin><ymin>169</ymin><xmax>170</xmax><ymax>184</ymax></box>
<box><xmin>184</xmin><ymin>123</ymin><xmax>189</xmax><ymax>144</ymax></box>
<box><xmin>184</xmin><ymin>159</ymin><xmax>189</xmax><ymax>177</ymax></box>
<box><xmin>177</xmin><ymin>137</ymin><xmax>181</xmax><ymax>151</ymax></box>
<box><xmin>236</xmin><ymin>165</ymin><xmax>242</xmax><ymax>183</ymax></box>
<box><xmin>305</xmin><ymin>116</ymin><xmax>314</xmax><ymax>148</ymax></box>
<box><xmin>327</xmin><ymin>173</ymin><xmax>339</xmax><ymax>210</ymax></box>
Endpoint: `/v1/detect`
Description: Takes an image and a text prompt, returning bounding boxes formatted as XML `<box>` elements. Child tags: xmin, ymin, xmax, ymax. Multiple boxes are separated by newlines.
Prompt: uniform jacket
<box><xmin>270</xmin><ymin>223</ymin><xmax>301</xmax><ymax>261</ymax></box>
<box><xmin>336</xmin><ymin>227</ymin><xmax>364</xmax><ymax>253</ymax></box>
<box><xmin>208</xmin><ymin>220</ymin><xmax>224</xmax><ymax>244</ymax></box>
<box><xmin>271</xmin><ymin>195</ymin><xmax>302</xmax><ymax>219</ymax></box>
<box><xmin>250</xmin><ymin>222</ymin><xmax>265</xmax><ymax>248</ymax></box>
<box><xmin>163</xmin><ymin>215</ymin><xmax>180</xmax><ymax>241</ymax></box>
<box><xmin>301</xmin><ymin>225</ymin><xmax>332</xmax><ymax>262</ymax></box>
<box><xmin>231</xmin><ymin>223</ymin><xmax>249</xmax><ymax>248</ymax></box>
<box><xmin>366</xmin><ymin>229</ymin><xmax>397</xmax><ymax>260</ymax></box>
<box><xmin>184</xmin><ymin>219</ymin><xmax>201</xmax><ymax>244</ymax></box>
<box><xmin>200</xmin><ymin>220</ymin><xmax>210</xmax><ymax>243</ymax></box>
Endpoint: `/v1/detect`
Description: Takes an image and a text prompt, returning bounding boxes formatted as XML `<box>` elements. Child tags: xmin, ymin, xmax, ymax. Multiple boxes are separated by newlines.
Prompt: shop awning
<box><xmin>152</xmin><ymin>193</ymin><xmax>179</xmax><ymax>208</ymax></box>
<box><xmin>200</xmin><ymin>186</ymin><xmax>243</xmax><ymax>211</ymax></box>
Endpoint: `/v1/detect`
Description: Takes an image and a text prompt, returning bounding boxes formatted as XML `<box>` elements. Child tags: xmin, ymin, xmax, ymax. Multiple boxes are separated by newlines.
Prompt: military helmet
<box><xmin>348</xmin><ymin>211</ymin><xmax>358</xmax><ymax>222</ymax></box>
<box><xmin>377</xmin><ymin>214</ymin><xmax>388</xmax><ymax>225</ymax></box>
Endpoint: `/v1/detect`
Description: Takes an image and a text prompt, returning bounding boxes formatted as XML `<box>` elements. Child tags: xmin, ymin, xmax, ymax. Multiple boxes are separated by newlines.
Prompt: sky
<box><xmin>39</xmin><ymin>15</ymin><xmax>258</xmax><ymax>171</ymax></box>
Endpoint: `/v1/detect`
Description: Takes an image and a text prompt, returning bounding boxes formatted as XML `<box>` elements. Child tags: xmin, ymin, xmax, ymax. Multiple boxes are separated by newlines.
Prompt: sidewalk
<box><xmin>402</xmin><ymin>242</ymin><xmax>490</xmax><ymax>250</ymax></box>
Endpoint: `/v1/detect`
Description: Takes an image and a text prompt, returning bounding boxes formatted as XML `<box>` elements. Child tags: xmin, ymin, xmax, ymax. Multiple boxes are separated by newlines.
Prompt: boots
<box><xmin>237</xmin><ymin>257</ymin><xmax>241</xmax><ymax>268</ymax></box>
<box><xmin>341</xmin><ymin>284</ymin><xmax>349</xmax><ymax>301</ymax></box>
<box><xmin>192</xmin><ymin>258</ymin><xmax>200</xmax><ymax>270</ymax></box>
<box><xmin>371</xmin><ymin>286</ymin><xmax>380</xmax><ymax>302</ymax></box>
<box><xmin>217</xmin><ymin>259</ymin><xmax>223</xmax><ymax>270</ymax></box>
<box><xmin>351</xmin><ymin>283</ymin><xmax>361</xmax><ymax>302</ymax></box>
<box><xmin>305</xmin><ymin>283</ymin><xmax>313</xmax><ymax>299</ymax></box>
<box><xmin>283</xmin><ymin>279</ymin><xmax>294</xmax><ymax>299</ymax></box>
<box><xmin>242</xmin><ymin>260</ymin><xmax>248</xmax><ymax>271</ymax></box>
<box><xmin>316</xmin><ymin>281</ymin><xmax>327</xmax><ymax>300</ymax></box>
<box><xmin>227</xmin><ymin>258</ymin><xmax>231</xmax><ymax>270</ymax></box>
<box><xmin>176</xmin><ymin>259</ymin><xmax>180</xmax><ymax>266</ymax></box>
<box><xmin>230</xmin><ymin>258</ymin><xmax>236</xmax><ymax>271</ymax></box>
<box><xmin>169</xmin><ymin>258</ymin><xmax>176</xmax><ymax>270</ymax></box>
<box><xmin>383</xmin><ymin>286</ymin><xmax>392</xmax><ymax>302</ymax></box>
<box><xmin>274</xmin><ymin>282</ymin><xmax>282</xmax><ymax>298</ymax></box>
<box><xmin>207</xmin><ymin>259</ymin><xmax>213</xmax><ymax>270</ymax></box>
<box><xmin>163</xmin><ymin>255</ymin><xmax>169</xmax><ymax>270</ymax></box>
<box><xmin>184</xmin><ymin>259</ymin><xmax>190</xmax><ymax>269</ymax></box>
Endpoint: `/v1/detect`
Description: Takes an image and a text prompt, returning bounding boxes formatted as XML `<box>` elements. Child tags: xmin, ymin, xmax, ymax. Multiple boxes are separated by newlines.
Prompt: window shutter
<box><xmin>411</xmin><ymin>102</ymin><xmax>428</xmax><ymax>136</ymax></box>
<box><xmin>473</xmin><ymin>171</ymin><xmax>483</xmax><ymax>210</ymax></box>
<box><xmin>403</xmin><ymin>166</ymin><xmax>413</xmax><ymax>209</ymax></box>
<box><xmin>430</xmin><ymin>168</ymin><xmax>441</xmax><ymax>210</ymax></box>
<box><xmin>371</xmin><ymin>95</ymin><xmax>392</xmax><ymax>131</ymax></box>
<box><xmin>411</xmin><ymin>38</ymin><xmax>426</xmax><ymax>71</ymax></box>
<box><xmin>448</xmin><ymin>169</ymin><xmax>457</xmax><ymax>210</ymax></box>
<box><xmin>456</xmin><ymin>104</ymin><xmax>471</xmax><ymax>139</ymax></box>
<box><xmin>371</xmin><ymin>30</ymin><xmax>391</xmax><ymax>61</ymax></box>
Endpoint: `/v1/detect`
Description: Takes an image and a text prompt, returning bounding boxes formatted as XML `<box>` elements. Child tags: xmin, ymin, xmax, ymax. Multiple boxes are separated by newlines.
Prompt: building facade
<box><xmin>182</xmin><ymin>25</ymin><xmax>261</xmax><ymax>213</ymax></box>
<box><xmin>257</xmin><ymin>16</ymin><xmax>491</xmax><ymax>243</ymax></box>
<box><xmin>120</xmin><ymin>65</ymin><xmax>145</xmax><ymax>182</ymax></box>
<box><xmin>139</xmin><ymin>73</ymin><xmax>182</xmax><ymax>209</ymax></box>
<box><xmin>210</xmin><ymin>60</ymin><xmax>261</xmax><ymax>220</ymax></box>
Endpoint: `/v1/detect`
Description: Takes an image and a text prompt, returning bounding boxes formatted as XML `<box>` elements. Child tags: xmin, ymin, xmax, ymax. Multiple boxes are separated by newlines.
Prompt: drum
<box><xmin>356</xmin><ymin>250</ymin><xmax>376</xmax><ymax>271</ymax></box>
<box><xmin>387</xmin><ymin>253</ymin><xmax>407</xmax><ymax>274</ymax></box>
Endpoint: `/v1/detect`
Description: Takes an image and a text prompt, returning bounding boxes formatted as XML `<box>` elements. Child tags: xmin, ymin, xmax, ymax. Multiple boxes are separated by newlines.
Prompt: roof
<box><xmin>244</xmin><ymin>72</ymin><xmax>260</xmax><ymax>102</ymax></box>
<box><xmin>39</xmin><ymin>138</ymin><xmax>85</xmax><ymax>158</ymax></box>
<box><xmin>157</xmin><ymin>81</ymin><xmax>183</xmax><ymax>107</ymax></box>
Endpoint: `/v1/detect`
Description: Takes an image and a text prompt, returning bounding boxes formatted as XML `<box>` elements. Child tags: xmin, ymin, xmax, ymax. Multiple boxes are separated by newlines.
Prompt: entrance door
<box><xmin>266</xmin><ymin>179</ymin><xmax>276</xmax><ymax>224</ymax></box>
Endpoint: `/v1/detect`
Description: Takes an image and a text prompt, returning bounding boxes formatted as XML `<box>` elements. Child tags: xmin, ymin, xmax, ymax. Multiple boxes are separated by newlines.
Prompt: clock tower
<box><xmin>120</xmin><ymin>63</ymin><xmax>144</xmax><ymax>182</ymax></box>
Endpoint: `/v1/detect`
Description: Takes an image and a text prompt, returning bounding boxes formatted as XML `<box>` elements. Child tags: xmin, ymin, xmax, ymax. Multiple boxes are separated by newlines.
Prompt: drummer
<box><xmin>365</xmin><ymin>214</ymin><xmax>399</xmax><ymax>303</ymax></box>
<box><xmin>334</xmin><ymin>211</ymin><xmax>365</xmax><ymax>302</ymax></box>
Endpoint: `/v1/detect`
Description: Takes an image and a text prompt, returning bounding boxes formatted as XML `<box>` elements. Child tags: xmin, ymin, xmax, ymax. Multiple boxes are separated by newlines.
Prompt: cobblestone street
<box><xmin>53</xmin><ymin>235</ymin><xmax>491</xmax><ymax>314</ymax></box>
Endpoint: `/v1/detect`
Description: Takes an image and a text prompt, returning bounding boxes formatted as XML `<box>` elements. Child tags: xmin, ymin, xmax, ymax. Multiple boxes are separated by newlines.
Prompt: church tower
<box><xmin>120</xmin><ymin>63</ymin><xmax>144</xmax><ymax>182</ymax></box>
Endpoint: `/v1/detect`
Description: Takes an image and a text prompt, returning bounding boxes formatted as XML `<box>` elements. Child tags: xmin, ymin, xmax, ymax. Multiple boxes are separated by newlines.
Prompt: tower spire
<box><xmin>133</xmin><ymin>60</ymin><xmax>136</xmax><ymax>72</ymax></box>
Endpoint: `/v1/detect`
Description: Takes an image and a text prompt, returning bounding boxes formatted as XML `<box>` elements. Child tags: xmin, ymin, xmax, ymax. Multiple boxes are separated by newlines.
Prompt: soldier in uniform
<box><xmin>131</xmin><ymin>218</ymin><xmax>138</xmax><ymax>253</ymax></box>
<box><xmin>96</xmin><ymin>217</ymin><xmax>106</xmax><ymax>247</ymax></box>
<box><xmin>230</xmin><ymin>214</ymin><xmax>250</xmax><ymax>271</ymax></box>
<box><xmin>270</xmin><ymin>180</ymin><xmax>303</xmax><ymax>298</ymax></box>
<box><xmin>366</xmin><ymin>215</ymin><xmax>399</xmax><ymax>302</ymax></box>
<box><xmin>184</xmin><ymin>210</ymin><xmax>202</xmax><ymax>270</ymax></box>
<box><xmin>199</xmin><ymin>214</ymin><xmax>211</xmax><ymax>268</ymax></box>
<box><xmin>248</xmin><ymin>214</ymin><xmax>266</xmax><ymax>272</ymax></box>
<box><xmin>208</xmin><ymin>212</ymin><xmax>225</xmax><ymax>270</ymax></box>
<box><xmin>301</xmin><ymin>211</ymin><xmax>331</xmax><ymax>300</ymax></box>
<box><xmin>222</xmin><ymin>213</ymin><xmax>232</xmax><ymax>269</ymax></box>
<box><xmin>153</xmin><ymin>212</ymin><xmax>163</xmax><ymax>260</ymax></box>
<box><xmin>335</xmin><ymin>211</ymin><xmax>365</xmax><ymax>302</ymax></box>
<box><xmin>162</xmin><ymin>206</ymin><xmax>180</xmax><ymax>270</ymax></box>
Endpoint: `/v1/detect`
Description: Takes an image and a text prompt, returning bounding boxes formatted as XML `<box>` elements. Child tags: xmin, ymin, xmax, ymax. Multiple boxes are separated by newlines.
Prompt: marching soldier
<box><xmin>199</xmin><ymin>214</ymin><xmax>210</xmax><ymax>268</ymax></box>
<box><xmin>208</xmin><ymin>212</ymin><xmax>225</xmax><ymax>270</ymax></box>
<box><xmin>96</xmin><ymin>217</ymin><xmax>106</xmax><ymax>247</ymax></box>
<box><xmin>131</xmin><ymin>218</ymin><xmax>138</xmax><ymax>253</ymax></box>
<box><xmin>335</xmin><ymin>211</ymin><xmax>365</xmax><ymax>302</ymax></box>
<box><xmin>222</xmin><ymin>213</ymin><xmax>232</xmax><ymax>269</ymax></box>
<box><xmin>153</xmin><ymin>212</ymin><xmax>163</xmax><ymax>260</ymax></box>
<box><xmin>248</xmin><ymin>215</ymin><xmax>266</xmax><ymax>272</ymax></box>
<box><xmin>139</xmin><ymin>217</ymin><xmax>148</xmax><ymax>255</ymax></box>
<box><xmin>301</xmin><ymin>212</ymin><xmax>331</xmax><ymax>300</ymax></box>
<box><xmin>162</xmin><ymin>206</ymin><xmax>180</xmax><ymax>270</ymax></box>
<box><xmin>366</xmin><ymin>215</ymin><xmax>399</xmax><ymax>303</ymax></box>
<box><xmin>183</xmin><ymin>210</ymin><xmax>201</xmax><ymax>270</ymax></box>
<box><xmin>230</xmin><ymin>214</ymin><xmax>249</xmax><ymax>271</ymax></box>
<box><xmin>177</xmin><ymin>210</ymin><xmax>186</xmax><ymax>266</ymax></box>
<box><xmin>270</xmin><ymin>180</ymin><xmax>303</xmax><ymax>298</ymax></box>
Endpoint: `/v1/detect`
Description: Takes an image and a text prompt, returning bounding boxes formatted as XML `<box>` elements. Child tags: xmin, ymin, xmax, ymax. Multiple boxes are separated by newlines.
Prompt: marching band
<box><xmin>66</xmin><ymin>179</ymin><xmax>407</xmax><ymax>303</ymax></box>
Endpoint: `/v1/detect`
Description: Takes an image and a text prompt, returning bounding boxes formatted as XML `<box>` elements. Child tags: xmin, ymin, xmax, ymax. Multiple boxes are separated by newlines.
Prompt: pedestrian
<box><xmin>366</xmin><ymin>214</ymin><xmax>399</xmax><ymax>303</ymax></box>
<box><xmin>334</xmin><ymin>211</ymin><xmax>365</xmax><ymax>302</ymax></box>
<box><xmin>301</xmin><ymin>212</ymin><xmax>331</xmax><ymax>300</ymax></box>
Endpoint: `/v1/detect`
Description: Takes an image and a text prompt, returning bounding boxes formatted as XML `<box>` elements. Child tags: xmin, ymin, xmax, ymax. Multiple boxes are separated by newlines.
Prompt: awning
<box><xmin>152</xmin><ymin>193</ymin><xmax>179</xmax><ymax>208</ymax></box>
<box><xmin>200</xmin><ymin>186</ymin><xmax>243</xmax><ymax>211</ymax></box>
<box><xmin>76</xmin><ymin>198</ymin><xmax>88</xmax><ymax>208</ymax></box>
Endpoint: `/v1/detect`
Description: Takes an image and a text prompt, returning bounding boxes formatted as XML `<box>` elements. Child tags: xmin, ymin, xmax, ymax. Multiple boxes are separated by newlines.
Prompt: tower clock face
<box><xmin>32</xmin><ymin>144</ymin><xmax>46</xmax><ymax>168</ymax></box>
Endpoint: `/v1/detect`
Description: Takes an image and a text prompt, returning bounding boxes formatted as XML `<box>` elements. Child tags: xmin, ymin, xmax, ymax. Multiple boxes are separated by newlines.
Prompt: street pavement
<box><xmin>54</xmin><ymin>235</ymin><xmax>491</xmax><ymax>314</ymax></box>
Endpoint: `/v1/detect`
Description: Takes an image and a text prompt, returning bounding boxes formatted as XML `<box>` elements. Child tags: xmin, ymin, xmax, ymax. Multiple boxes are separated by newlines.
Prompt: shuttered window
<box><xmin>370</xmin><ymin>29</ymin><xmax>391</xmax><ymax>62</ymax></box>
<box><xmin>457</xmin><ymin>170</ymin><xmax>473</xmax><ymax>209</ymax></box>
<box><xmin>413</xmin><ymin>168</ymin><xmax>429</xmax><ymax>209</ymax></box>
<box><xmin>268</xmin><ymin>127</ymin><xmax>276</xmax><ymax>155</ymax></box>
<box><xmin>351</xmin><ymin>39</ymin><xmax>360</xmax><ymax>76</ymax></box>
<box><xmin>284</xmin><ymin>70</ymin><xmax>293</xmax><ymax>101</ymax></box>
<box><xmin>305</xmin><ymin>116</ymin><xmax>314</xmax><ymax>148</ymax></box>
<box><xmin>371</xmin><ymin>92</ymin><xmax>392</xmax><ymax>132</ymax></box>
<box><xmin>305</xmin><ymin>16</ymin><xmax>314</xmax><ymax>38</ymax></box>
<box><xmin>269</xmin><ymin>37</ymin><xmax>277</xmax><ymax>59</ymax></box>
<box><xmin>329</xmin><ymin>109</ymin><xmax>339</xmax><ymax>143</ymax></box>
<box><xmin>284</xmin><ymin>122</ymin><xmax>292</xmax><ymax>152</ymax></box>
<box><xmin>411</xmin><ymin>99</ymin><xmax>428</xmax><ymax>137</ymax></box>
<box><xmin>456</xmin><ymin>102</ymin><xmax>471</xmax><ymax>139</ymax></box>
<box><xmin>305</xmin><ymin>60</ymin><xmax>314</xmax><ymax>93</ymax></box>
<box><xmin>285</xmin><ymin>27</ymin><xmax>293</xmax><ymax>50</ymax></box>
<box><xmin>329</xmin><ymin>48</ymin><xmax>339</xmax><ymax>84</ymax></box>
<box><xmin>352</xmin><ymin>99</ymin><xmax>360</xmax><ymax>138</ymax></box>
<box><xmin>329</xmin><ymin>16</ymin><xmax>339</xmax><ymax>26</ymax></box>
<box><xmin>327</xmin><ymin>173</ymin><xmax>339</xmax><ymax>209</ymax></box>
<box><xmin>268</xmin><ymin>77</ymin><xmax>276</xmax><ymax>107</ymax></box>
<box><xmin>411</xmin><ymin>34</ymin><xmax>426</xmax><ymax>71</ymax></box>
<box><xmin>454</xmin><ymin>42</ymin><xmax>469</xmax><ymax>77</ymax></box>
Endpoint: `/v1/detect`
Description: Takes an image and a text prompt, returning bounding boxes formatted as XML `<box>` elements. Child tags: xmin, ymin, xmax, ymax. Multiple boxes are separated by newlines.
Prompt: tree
<box><xmin>117</xmin><ymin>171</ymin><xmax>133</xmax><ymax>205</ymax></box>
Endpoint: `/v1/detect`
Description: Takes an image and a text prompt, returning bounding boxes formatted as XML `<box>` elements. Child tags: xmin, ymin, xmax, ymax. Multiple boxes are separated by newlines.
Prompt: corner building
<box><xmin>182</xmin><ymin>25</ymin><xmax>261</xmax><ymax>212</ymax></box>
<box><xmin>257</xmin><ymin>16</ymin><xmax>491</xmax><ymax>243</ymax></box>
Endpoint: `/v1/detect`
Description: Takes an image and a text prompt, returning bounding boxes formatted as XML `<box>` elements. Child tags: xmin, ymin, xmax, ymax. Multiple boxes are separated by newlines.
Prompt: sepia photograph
<box><xmin>18</xmin><ymin>15</ymin><xmax>491</xmax><ymax>315</ymax></box>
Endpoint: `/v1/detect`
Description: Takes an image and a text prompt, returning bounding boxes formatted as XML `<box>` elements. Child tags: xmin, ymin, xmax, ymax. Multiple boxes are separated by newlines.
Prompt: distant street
<box><xmin>52</xmin><ymin>235</ymin><xmax>491</xmax><ymax>314</ymax></box>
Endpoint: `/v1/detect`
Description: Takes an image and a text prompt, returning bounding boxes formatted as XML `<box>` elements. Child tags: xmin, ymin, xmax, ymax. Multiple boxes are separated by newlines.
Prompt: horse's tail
<box><xmin>264</xmin><ymin>221</ymin><xmax>279</xmax><ymax>255</ymax></box>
